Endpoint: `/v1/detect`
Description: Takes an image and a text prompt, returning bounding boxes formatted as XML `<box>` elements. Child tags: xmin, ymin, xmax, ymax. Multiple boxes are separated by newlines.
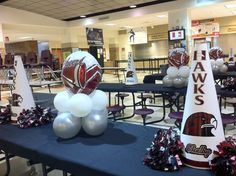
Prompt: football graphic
<box><xmin>168</xmin><ymin>48</ymin><xmax>189</xmax><ymax>68</ymax></box>
<box><xmin>61</xmin><ymin>51</ymin><xmax>102</xmax><ymax>95</ymax></box>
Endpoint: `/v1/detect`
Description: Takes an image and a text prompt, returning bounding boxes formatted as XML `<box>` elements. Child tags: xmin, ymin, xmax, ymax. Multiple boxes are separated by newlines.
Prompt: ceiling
<box><xmin>0</xmin><ymin>0</ymin><xmax>175</xmax><ymax>21</ymax></box>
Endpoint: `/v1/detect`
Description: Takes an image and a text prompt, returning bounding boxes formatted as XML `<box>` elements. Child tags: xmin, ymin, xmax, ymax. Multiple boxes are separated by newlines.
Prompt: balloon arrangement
<box><xmin>163</xmin><ymin>48</ymin><xmax>190</xmax><ymax>88</ymax></box>
<box><xmin>53</xmin><ymin>51</ymin><xmax>108</xmax><ymax>139</ymax></box>
<box><xmin>209</xmin><ymin>47</ymin><xmax>228</xmax><ymax>74</ymax></box>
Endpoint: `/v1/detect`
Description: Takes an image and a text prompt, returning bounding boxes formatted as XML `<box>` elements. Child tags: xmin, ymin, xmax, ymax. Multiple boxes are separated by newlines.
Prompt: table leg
<box><xmin>42</xmin><ymin>164</ymin><xmax>47</xmax><ymax>176</ymax></box>
<box><xmin>47</xmin><ymin>84</ymin><xmax>51</xmax><ymax>93</ymax></box>
<box><xmin>4</xmin><ymin>151</ymin><xmax>11</xmax><ymax>176</ymax></box>
<box><xmin>63</xmin><ymin>171</ymin><xmax>67</xmax><ymax>176</ymax></box>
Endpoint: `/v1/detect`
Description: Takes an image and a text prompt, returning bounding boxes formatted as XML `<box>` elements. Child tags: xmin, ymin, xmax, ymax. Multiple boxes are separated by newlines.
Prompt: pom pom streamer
<box><xmin>17</xmin><ymin>105</ymin><xmax>56</xmax><ymax>128</ymax></box>
<box><xmin>143</xmin><ymin>128</ymin><xmax>184</xmax><ymax>172</ymax></box>
<box><xmin>210</xmin><ymin>137</ymin><xmax>236</xmax><ymax>176</ymax></box>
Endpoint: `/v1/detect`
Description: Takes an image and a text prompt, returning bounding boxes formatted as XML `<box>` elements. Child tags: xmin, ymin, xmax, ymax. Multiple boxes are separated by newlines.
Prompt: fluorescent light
<box><xmin>124</xmin><ymin>26</ymin><xmax>132</xmax><ymax>28</ymax></box>
<box><xmin>19</xmin><ymin>36</ymin><xmax>32</xmax><ymax>39</ymax></box>
<box><xmin>80</xmin><ymin>15</ymin><xmax>86</xmax><ymax>18</ymax></box>
<box><xmin>106</xmin><ymin>23</ymin><xmax>116</xmax><ymax>26</ymax></box>
<box><xmin>129</xmin><ymin>5</ymin><xmax>136</xmax><ymax>8</ymax></box>
<box><xmin>157</xmin><ymin>15</ymin><xmax>167</xmax><ymax>18</ymax></box>
<box><xmin>225</xmin><ymin>4</ymin><xmax>236</xmax><ymax>8</ymax></box>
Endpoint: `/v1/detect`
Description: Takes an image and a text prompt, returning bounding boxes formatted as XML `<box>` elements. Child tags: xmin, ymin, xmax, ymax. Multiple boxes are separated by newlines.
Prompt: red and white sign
<box><xmin>169</xmin><ymin>30</ymin><xmax>185</xmax><ymax>40</ymax></box>
<box><xmin>191</xmin><ymin>19</ymin><xmax>219</xmax><ymax>38</ymax></box>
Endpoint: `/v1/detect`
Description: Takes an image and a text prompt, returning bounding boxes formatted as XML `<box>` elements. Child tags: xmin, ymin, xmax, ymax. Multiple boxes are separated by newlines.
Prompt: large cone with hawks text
<box><xmin>125</xmin><ymin>52</ymin><xmax>138</xmax><ymax>85</ymax></box>
<box><xmin>180</xmin><ymin>43</ymin><xmax>225</xmax><ymax>169</ymax></box>
<box><xmin>11</xmin><ymin>56</ymin><xmax>36</xmax><ymax>121</ymax></box>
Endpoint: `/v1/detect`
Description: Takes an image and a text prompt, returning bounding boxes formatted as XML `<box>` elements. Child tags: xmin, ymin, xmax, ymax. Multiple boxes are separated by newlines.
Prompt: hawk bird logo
<box><xmin>126</xmin><ymin>71</ymin><xmax>134</xmax><ymax>78</ymax></box>
<box><xmin>183</xmin><ymin>112</ymin><xmax>217</xmax><ymax>137</ymax></box>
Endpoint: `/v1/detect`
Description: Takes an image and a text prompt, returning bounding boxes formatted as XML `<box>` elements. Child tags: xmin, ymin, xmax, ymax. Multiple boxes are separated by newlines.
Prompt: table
<box><xmin>143</xmin><ymin>72</ymin><xmax>236</xmax><ymax>84</ymax></box>
<box><xmin>213</xmin><ymin>72</ymin><xmax>236</xmax><ymax>84</ymax></box>
<box><xmin>0</xmin><ymin>122</ymin><xmax>212</xmax><ymax>176</ymax></box>
<box><xmin>0</xmin><ymin>80</ymin><xmax>62</xmax><ymax>99</ymax></box>
<box><xmin>97</xmin><ymin>83</ymin><xmax>236</xmax><ymax>119</ymax></box>
<box><xmin>143</xmin><ymin>74</ymin><xmax>166</xmax><ymax>84</ymax></box>
<box><xmin>101</xmin><ymin>67</ymin><xmax>126</xmax><ymax>82</ymax></box>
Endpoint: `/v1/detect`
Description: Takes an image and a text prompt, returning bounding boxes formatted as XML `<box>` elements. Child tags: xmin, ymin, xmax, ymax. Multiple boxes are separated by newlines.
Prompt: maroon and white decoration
<box><xmin>180</xmin><ymin>43</ymin><xmax>225</xmax><ymax>169</ymax></box>
<box><xmin>143</xmin><ymin>128</ymin><xmax>184</xmax><ymax>171</ymax></box>
<box><xmin>62</xmin><ymin>51</ymin><xmax>102</xmax><ymax>95</ymax></box>
<box><xmin>168</xmin><ymin>48</ymin><xmax>189</xmax><ymax>68</ymax></box>
<box><xmin>209</xmin><ymin>47</ymin><xmax>223</xmax><ymax>60</ymax></box>
<box><xmin>53</xmin><ymin>51</ymin><xmax>108</xmax><ymax>139</ymax></box>
<box><xmin>11</xmin><ymin>56</ymin><xmax>36</xmax><ymax>122</ymax></box>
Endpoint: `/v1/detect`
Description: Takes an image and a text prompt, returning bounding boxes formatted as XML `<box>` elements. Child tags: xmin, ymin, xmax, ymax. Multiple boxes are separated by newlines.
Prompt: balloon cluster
<box><xmin>162</xmin><ymin>66</ymin><xmax>190</xmax><ymax>88</ymax></box>
<box><xmin>210</xmin><ymin>136</ymin><xmax>236</xmax><ymax>176</ymax></box>
<box><xmin>210</xmin><ymin>58</ymin><xmax>228</xmax><ymax>74</ymax></box>
<box><xmin>143</xmin><ymin>128</ymin><xmax>184</xmax><ymax>171</ymax></box>
<box><xmin>53</xmin><ymin>51</ymin><xmax>108</xmax><ymax>139</ymax></box>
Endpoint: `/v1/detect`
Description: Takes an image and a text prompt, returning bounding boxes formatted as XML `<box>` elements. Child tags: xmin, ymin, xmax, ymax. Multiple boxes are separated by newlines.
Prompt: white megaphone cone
<box><xmin>11</xmin><ymin>56</ymin><xmax>35</xmax><ymax>121</ymax></box>
<box><xmin>180</xmin><ymin>43</ymin><xmax>225</xmax><ymax>169</ymax></box>
<box><xmin>125</xmin><ymin>52</ymin><xmax>138</xmax><ymax>85</ymax></box>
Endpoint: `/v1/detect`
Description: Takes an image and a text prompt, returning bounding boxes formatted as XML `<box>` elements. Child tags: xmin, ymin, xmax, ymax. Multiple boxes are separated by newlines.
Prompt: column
<box><xmin>0</xmin><ymin>23</ymin><xmax>5</xmax><ymax>60</ymax></box>
<box><xmin>168</xmin><ymin>9</ymin><xmax>191</xmax><ymax>52</ymax></box>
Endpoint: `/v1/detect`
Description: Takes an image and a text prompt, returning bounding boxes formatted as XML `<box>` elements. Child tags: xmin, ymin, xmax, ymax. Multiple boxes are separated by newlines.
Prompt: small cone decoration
<box><xmin>125</xmin><ymin>52</ymin><xmax>138</xmax><ymax>85</ymax></box>
<box><xmin>11</xmin><ymin>56</ymin><xmax>35</xmax><ymax>121</ymax></box>
<box><xmin>180</xmin><ymin>43</ymin><xmax>225</xmax><ymax>169</ymax></box>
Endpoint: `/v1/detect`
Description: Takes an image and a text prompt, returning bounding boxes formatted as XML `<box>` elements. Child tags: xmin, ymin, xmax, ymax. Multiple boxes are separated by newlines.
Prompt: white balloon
<box><xmin>90</xmin><ymin>90</ymin><xmax>108</xmax><ymax>110</ymax></box>
<box><xmin>162</xmin><ymin>75</ymin><xmax>173</xmax><ymax>87</ymax></box>
<box><xmin>53</xmin><ymin>112</ymin><xmax>82</xmax><ymax>139</ymax></box>
<box><xmin>219</xmin><ymin>64</ymin><xmax>228</xmax><ymax>73</ymax></box>
<box><xmin>178</xmin><ymin>66</ymin><xmax>190</xmax><ymax>78</ymax></box>
<box><xmin>53</xmin><ymin>90</ymin><xmax>72</xmax><ymax>112</ymax></box>
<box><xmin>68</xmin><ymin>93</ymin><xmax>92</xmax><ymax>117</ymax></box>
<box><xmin>210</xmin><ymin>59</ymin><xmax>216</xmax><ymax>66</ymax></box>
<box><xmin>215</xmin><ymin>58</ymin><xmax>224</xmax><ymax>67</ymax></box>
<box><xmin>167</xmin><ymin>66</ymin><xmax>178</xmax><ymax>78</ymax></box>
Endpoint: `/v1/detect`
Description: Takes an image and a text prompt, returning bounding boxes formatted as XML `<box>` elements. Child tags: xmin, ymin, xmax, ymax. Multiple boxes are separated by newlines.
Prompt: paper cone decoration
<box><xmin>180</xmin><ymin>43</ymin><xmax>225</xmax><ymax>169</ymax></box>
<box><xmin>125</xmin><ymin>52</ymin><xmax>138</xmax><ymax>85</ymax></box>
<box><xmin>11</xmin><ymin>56</ymin><xmax>35</xmax><ymax>121</ymax></box>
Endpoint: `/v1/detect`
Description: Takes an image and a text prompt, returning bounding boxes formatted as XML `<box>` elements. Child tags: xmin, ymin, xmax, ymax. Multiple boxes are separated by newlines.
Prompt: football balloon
<box><xmin>209</xmin><ymin>47</ymin><xmax>223</xmax><ymax>60</ymax></box>
<box><xmin>168</xmin><ymin>48</ymin><xmax>189</xmax><ymax>68</ymax></box>
<box><xmin>61</xmin><ymin>51</ymin><xmax>102</xmax><ymax>95</ymax></box>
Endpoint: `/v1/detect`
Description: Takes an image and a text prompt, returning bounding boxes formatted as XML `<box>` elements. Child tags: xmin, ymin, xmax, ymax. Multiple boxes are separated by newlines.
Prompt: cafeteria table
<box><xmin>0</xmin><ymin>122</ymin><xmax>213</xmax><ymax>176</ymax></box>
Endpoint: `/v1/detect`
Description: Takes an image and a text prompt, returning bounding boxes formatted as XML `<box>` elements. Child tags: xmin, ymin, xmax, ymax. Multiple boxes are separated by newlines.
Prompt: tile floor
<box><xmin>0</xmin><ymin>71</ymin><xmax>235</xmax><ymax>176</ymax></box>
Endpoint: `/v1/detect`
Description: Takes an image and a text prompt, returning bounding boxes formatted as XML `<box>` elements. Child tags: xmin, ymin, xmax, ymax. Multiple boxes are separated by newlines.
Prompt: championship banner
<box><xmin>191</xmin><ymin>19</ymin><xmax>219</xmax><ymax>38</ymax></box>
<box><xmin>11</xmin><ymin>56</ymin><xmax>35</xmax><ymax>121</ymax></box>
<box><xmin>180</xmin><ymin>43</ymin><xmax>225</xmax><ymax>169</ymax></box>
<box><xmin>125</xmin><ymin>52</ymin><xmax>138</xmax><ymax>85</ymax></box>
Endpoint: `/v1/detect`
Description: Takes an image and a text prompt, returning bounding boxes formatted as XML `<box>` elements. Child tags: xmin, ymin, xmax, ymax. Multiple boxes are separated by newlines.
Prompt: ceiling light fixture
<box><xmin>106</xmin><ymin>23</ymin><xmax>116</xmax><ymax>26</ymax></box>
<box><xmin>80</xmin><ymin>15</ymin><xmax>86</xmax><ymax>18</ymax></box>
<box><xmin>19</xmin><ymin>36</ymin><xmax>32</xmax><ymax>39</ymax></box>
<box><xmin>129</xmin><ymin>5</ymin><xmax>136</xmax><ymax>8</ymax></box>
<box><xmin>157</xmin><ymin>15</ymin><xmax>167</xmax><ymax>18</ymax></box>
<box><xmin>225</xmin><ymin>4</ymin><xmax>236</xmax><ymax>8</ymax></box>
<box><xmin>124</xmin><ymin>26</ymin><xmax>133</xmax><ymax>29</ymax></box>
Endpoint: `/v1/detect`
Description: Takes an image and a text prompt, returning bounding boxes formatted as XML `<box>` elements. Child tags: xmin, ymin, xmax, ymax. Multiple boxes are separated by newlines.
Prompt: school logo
<box><xmin>183</xmin><ymin>112</ymin><xmax>217</xmax><ymax>136</ymax></box>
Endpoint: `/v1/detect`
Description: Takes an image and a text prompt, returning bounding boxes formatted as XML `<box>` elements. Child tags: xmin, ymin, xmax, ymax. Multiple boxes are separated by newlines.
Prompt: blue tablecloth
<box><xmin>0</xmin><ymin>122</ymin><xmax>213</xmax><ymax>176</ymax></box>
